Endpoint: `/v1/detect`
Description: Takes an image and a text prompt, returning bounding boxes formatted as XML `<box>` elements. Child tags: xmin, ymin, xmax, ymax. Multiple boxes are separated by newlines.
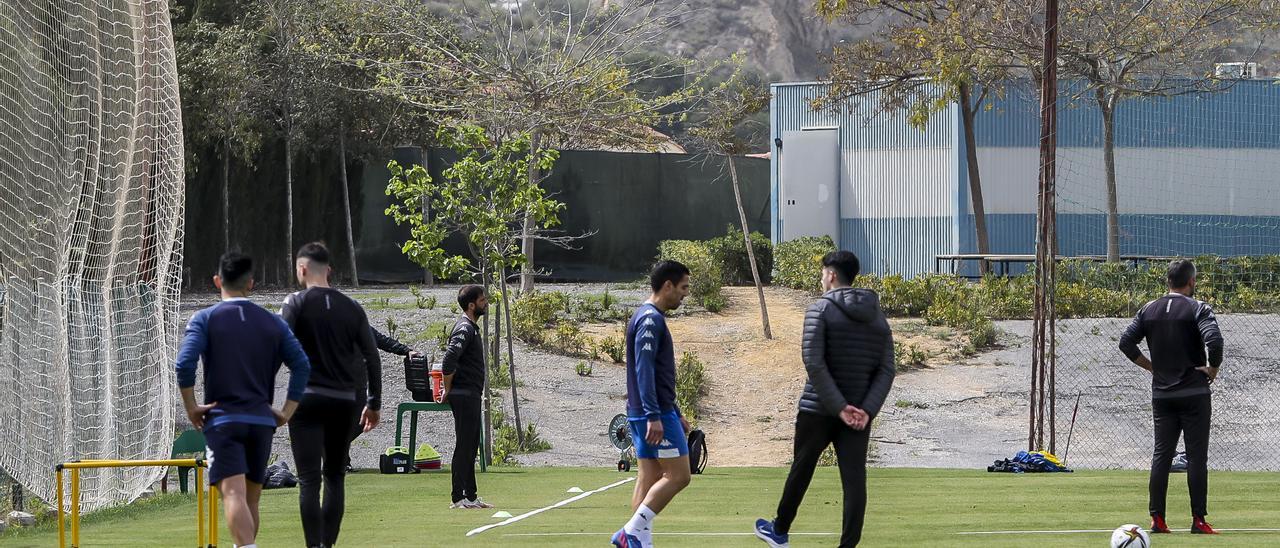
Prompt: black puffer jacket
<box><xmin>799</xmin><ymin>287</ymin><xmax>895</xmax><ymax>418</ymax></box>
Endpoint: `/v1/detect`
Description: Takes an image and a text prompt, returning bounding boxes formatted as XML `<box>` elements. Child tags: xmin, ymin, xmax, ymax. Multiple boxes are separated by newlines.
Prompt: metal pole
<box><xmin>197</xmin><ymin>465</ymin><xmax>204</xmax><ymax>548</ymax></box>
<box><xmin>209</xmin><ymin>484</ymin><xmax>218</xmax><ymax>548</ymax></box>
<box><xmin>70</xmin><ymin>469</ymin><xmax>80</xmax><ymax>548</ymax></box>
<box><xmin>56</xmin><ymin>468</ymin><xmax>65</xmax><ymax>548</ymax></box>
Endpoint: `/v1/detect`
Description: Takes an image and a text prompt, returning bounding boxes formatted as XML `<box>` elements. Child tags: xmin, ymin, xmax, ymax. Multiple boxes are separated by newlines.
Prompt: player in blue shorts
<box><xmin>176</xmin><ymin>253</ymin><xmax>311</xmax><ymax>548</ymax></box>
<box><xmin>613</xmin><ymin>260</ymin><xmax>693</xmax><ymax>548</ymax></box>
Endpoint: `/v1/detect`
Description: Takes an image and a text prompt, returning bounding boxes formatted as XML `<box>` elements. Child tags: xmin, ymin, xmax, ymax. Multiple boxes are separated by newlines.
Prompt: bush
<box><xmin>706</xmin><ymin>225</ymin><xmax>773</xmax><ymax>286</ymax></box>
<box><xmin>675</xmin><ymin>351</ymin><xmax>708</xmax><ymax>425</ymax></box>
<box><xmin>511</xmin><ymin>291</ymin><xmax>570</xmax><ymax>345</ymax></box>
<box><xmin>490</xmin><ymin>401</ymin><xmax>551</xmax><ymax>465</ymax></box>
<box><xmin>774</xmin><ymin>236</ymin><xmax>836</xmax><ymax>292</ymax></box>
<box><xmin>596</xmin><ymin>334</ymin><xmax>625</xmax><ymax>363</ymax></box>
<box><xmin>552</xmin><ymin>320</ymin><xmax>588</xmax><ymax>356</ymax></box>
<box><xmin>657</xmin><ymin>240</ymin><xmax>724</xmax><ymax>310</ymax></box>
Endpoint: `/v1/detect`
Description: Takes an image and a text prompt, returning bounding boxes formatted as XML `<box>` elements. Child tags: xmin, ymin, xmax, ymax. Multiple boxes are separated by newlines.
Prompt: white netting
<box><xmin>1052</xmin><ymin>81</ymin><xmax>1280</xmax><ymax>470</ymax></box>
<box><xmin>0</xmin><ymin>0</ymin><xmax>184</xmax><ymax>510</ymax></box>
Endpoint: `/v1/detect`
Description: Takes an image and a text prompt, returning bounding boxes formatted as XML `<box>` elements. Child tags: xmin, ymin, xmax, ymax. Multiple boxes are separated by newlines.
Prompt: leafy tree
<box><xmin>385</xmin><ymin>124</ymin><xmax>562</xmax><ymax>449</ymax></box>
<box><xmin>1054</xmin><ymin>0</ymin><xmax>1263</xmax><ymax>261</ymax></box>
<box><xmin>816</xmin><ymin>0</ymin><xmax>1011</xmax><ymax>273</ymax></box>
<box><xmin>688</xmin><ymin>61</ymin><xmax>774</xmax><ymax>339</ymax></box>
<box><xmin>345</xmin><ymin>0</ymin><xmax>709</xmax><ymax>292</ymax></box>
<box><xmin>176</xmin><ymin>18</ymin><xmax>265</xmax><ymax>253</ymax></box>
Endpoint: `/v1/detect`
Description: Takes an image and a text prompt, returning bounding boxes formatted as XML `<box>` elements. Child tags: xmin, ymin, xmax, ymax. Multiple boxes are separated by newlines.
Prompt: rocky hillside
<box><xmin>664</xmin><ymin>0</ymin><xmax>864</xmax><ymax>81</ymax></box>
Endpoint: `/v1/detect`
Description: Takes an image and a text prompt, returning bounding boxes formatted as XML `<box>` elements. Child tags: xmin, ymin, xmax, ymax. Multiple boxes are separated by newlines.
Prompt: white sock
<box><xmin>235</xmin><ymin>545</ymin><xmax>257</xmax><ymax>548</ymax></box>
<box><xmin>624</xmin><ymin>503</ymin><xmax>656</xmax><ymax>539</ymax></box>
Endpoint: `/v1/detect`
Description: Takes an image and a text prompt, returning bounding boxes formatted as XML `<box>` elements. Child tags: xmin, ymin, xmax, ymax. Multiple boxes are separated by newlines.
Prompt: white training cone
<box><xmin>492</xmin><ymin>511</ymin><xmax>513</xmax><ymax>519</ymax></box>
<box><xmin>566</xmin><ymin>486</ymin><xmax>584</xmax><ymax>493</ymax></box>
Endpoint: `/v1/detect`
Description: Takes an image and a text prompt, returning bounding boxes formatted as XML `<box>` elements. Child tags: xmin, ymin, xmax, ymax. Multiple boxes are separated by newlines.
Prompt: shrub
<box><xmin>774</xmin><ymin>236</ymin><xmax>836</xmax><ymax>292</ymax></box>
<box><xmin>490</xmin><ymin>401</ymin><xmax>551</xmax><ymax>465</ymax></box>
<box><xmin>657</xmin><ymin>240</ymin><xmax>724</xmax><ymax>310</ymax></box>
<box><xmin>511</xmin><ymin>291</ymin><xmax>569</xmax><ymax>344</ymax></box>
<box><xmin>552</xmin><ymin>320</ymin><xmax>587</xmax><ymax>356</ymax></box>
<box><xmin>597</xmin><ymin>334</ymin><xmax>625</xmax><ymax>363</ymax></box>
<box><xmin>706</xmin><ymin>225</ymin><xmax>773</xmax><ymax>286</ymax></box>
<box><xmin>675</xmin><ymin>351</ymin><xmax>708</xmax><ymax>425</ymax></box>
<box><xmin>575</xmin><ymin>361</ymin><xmax>592</xmax><ymax>376</ymax></box>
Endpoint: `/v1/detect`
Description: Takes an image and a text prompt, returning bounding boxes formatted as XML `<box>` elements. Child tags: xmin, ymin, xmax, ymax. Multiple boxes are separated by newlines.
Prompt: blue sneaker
<box><xmin>755</xmin><ymin>519</ymin><xmax>789</xmax><ymax>548</ymax></box>
<box><xmin>612</xmin><ymin>528</ymin><xmax>643</xmax><ymax>548</ymax></box>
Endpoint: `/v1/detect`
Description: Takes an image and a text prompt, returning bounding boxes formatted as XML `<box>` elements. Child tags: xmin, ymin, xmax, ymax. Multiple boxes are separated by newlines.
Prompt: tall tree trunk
<box><xmin>1099</xmin><ymin>91</ymin><xmax>1120</xmax><ymax>262</ymax></box>
<box><xmin>959</xmin><ymin>83</ymin><xmax>991</xmax><ymax>275</ymax></box>
<box><xmin>727</xmin><ymin>155</ymin><xmax>771</xmax><ymax>339</ymax></box>
<box><xmin>285</xmin><ymin>128</ymin><xmax>295</xmax><ymax>277</ymax></box>
<box><xmin>222</xmin><ymin>139</ymin><xmax>231</xmax><ymax>254</ymax></box>
<box><xmin>519</xmin><ymin>131</ymin><xmax>542</xmax><ymax>294</ymax></box>
<box><xmin>480</xmin><ymin>263</ymin><xmax>493</xmax><ymax>465</ymax></box>
<box><xmin>500</xmin><ymin>265</ymin><xmax>524</xmax><ymax>446</ymax></box>
<box><xmin>338</xmin><ymin>123</ymin><xmax>359</xmax><ymax>287</ymax></box>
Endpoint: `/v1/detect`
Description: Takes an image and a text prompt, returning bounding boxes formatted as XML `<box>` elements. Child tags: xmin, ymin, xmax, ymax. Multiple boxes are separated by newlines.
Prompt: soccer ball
<box><xmin>1110</xmin><ymin>524</ymin><xmax>1151</xmax><ymax>548</ymax></box>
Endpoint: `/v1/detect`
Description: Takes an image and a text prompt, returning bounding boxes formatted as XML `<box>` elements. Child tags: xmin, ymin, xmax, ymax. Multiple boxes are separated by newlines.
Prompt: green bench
<box><xmin>393</xmin><ymin>401</ymin><xmax>486</xmax><ymax>472</ymax></box>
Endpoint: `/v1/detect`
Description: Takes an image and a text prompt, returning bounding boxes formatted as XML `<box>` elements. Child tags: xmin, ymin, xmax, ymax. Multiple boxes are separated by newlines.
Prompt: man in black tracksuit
<box><xmin>755</xmin><ymin>251</ymin><xmax>895</xmax><ymax>548</ymax></box>
<box><xmin>344</xmin><ymin>328</ymin><xmax>419</xmax><ymax>472</ymax></box>
<box><xmin>1119</xmin><ymin>259</ymin><xmax>1224</xmax><ymax>535</ymax></box>
<box><xmin>282</xmin><ymin>242</ymin><xmax>382</xmax><ymax>548</ymax></box>
<box><xmin>440</xmin><ymin>285</ymin><xmax>491</xmax><ymax>509</ymax></box>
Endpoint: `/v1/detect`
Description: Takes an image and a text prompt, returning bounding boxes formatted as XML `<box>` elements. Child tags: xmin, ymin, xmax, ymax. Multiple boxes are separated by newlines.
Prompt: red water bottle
<box><xmin>430</xmin><ymin>363</ymin><xmax>444</xmax><ymax>402</ymax></box>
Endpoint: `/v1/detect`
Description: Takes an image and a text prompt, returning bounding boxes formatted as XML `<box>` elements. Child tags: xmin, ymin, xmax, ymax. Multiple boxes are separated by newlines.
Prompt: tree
<box><xmin>254</xmin><ymin>0</ymin><xmax>311</xmax><ymax>275</ymax></box>
<box><xmin>1054</xmin><ymin>0</ymin><xmax>1263</xmax><ymax>262</ymax></box>
<box><xmin>385</xmin><ymin>124</ymin><xmax>563</xmax><ymax>453</ymax></box>
<box><xmin>344</xmin><ymin>0</ymin><xmax>707</xmax><ymax>293</ymax></box>
<box><xmin>688</xmin><ymin>63</ymin><xmax>774</xmax><ymax>339</ymax></box>
<box><xmin>816</xmin><ymin>0</ymin><xmax>1010</xmax><ymax>274</ymax></box>
<box><xmin>298</xmin><ymin>0</ymin><xmax>437</xmax><ymax>286</ymax></box>
<box><xmin>176</xmin><ymin>18</ymin><xmax>264</xmax><ymax>254</ymax></box>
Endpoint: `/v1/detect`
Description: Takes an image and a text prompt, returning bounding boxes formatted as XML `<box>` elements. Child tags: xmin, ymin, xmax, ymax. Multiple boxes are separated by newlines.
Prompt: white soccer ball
<box><xmin>1110</xmin><ymin>524</ymin><xmax>1151</xmax><ymax>548</ymax></box>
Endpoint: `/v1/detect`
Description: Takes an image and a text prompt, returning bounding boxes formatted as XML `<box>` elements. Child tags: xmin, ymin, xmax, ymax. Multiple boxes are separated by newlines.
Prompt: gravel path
<box><xmin>177</xmin><ymin>284</ymin><xmax>652</xmax><ymax>472</ymax></box>
<box><xmin>178</xmin><ymin>285</ymin><xmax>1280</xmax><ymax>472</ymax></box>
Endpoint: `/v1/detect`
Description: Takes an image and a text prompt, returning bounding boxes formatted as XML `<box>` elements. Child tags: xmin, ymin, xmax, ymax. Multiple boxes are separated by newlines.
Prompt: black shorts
<box><xmin>204</xmin><ymin>422</ymin><xmax>275</xmax><ymax>485</ymax></box>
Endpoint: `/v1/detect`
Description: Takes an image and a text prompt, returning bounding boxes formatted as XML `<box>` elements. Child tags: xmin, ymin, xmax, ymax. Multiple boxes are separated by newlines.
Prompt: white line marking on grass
<box><xmin>958</xmin><ymin>528</ymin><xmax>1280</xmax><ymax>535</ymax></box>
<box><xmin>465</xmin><ymin>477</ymin><xmax>636</xmax><ymax>537</ymax></box>
<box><xmin>500</xmin><ymin>532</ymin><xmax>837</xmax><ymax>537</ymax></box>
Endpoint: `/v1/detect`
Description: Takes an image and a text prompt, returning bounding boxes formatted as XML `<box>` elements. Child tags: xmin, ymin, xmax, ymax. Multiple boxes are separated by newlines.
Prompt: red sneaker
<box><xmin>1191</xmin><ymin>516</ymin><xmax>1219</xmax><ymax>534</ymax></box>
<box><xmin>1150</xmin><ymin>514</ymin><xmax>1171</xmax><ymax>534</ymax></box>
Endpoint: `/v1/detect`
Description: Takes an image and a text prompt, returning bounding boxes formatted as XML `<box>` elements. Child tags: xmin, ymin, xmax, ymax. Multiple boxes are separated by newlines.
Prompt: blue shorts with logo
<box><xmin>628</xmin><ymin>410</ymin><xmax>689</xmax><ymax>460</ymax></box>
<box><xmin>204</xmin><ymin>422</ymin><xmax>275</xmax><ymax>485</ymax></box>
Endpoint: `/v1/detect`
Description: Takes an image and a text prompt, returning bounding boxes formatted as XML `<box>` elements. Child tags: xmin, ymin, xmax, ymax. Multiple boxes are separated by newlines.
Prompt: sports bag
<box><xmin>380</xmin><ymin>446</ymin><xmax>415</xmax><ymax>474</ymax></box>
<box><xmin>687</xmin><ymin>429</ymin><xmax>708</xmax><ymax>474</ymax></box>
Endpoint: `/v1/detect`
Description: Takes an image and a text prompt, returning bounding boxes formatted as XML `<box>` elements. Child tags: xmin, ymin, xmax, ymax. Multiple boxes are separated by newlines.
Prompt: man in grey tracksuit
<box><xmin>755</xmin><ymin>250</ymin><xmax>895</xmax><ymax>548</ymax></box>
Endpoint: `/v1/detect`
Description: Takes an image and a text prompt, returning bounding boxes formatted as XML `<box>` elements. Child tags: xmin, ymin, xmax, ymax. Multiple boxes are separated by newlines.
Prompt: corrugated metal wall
<box><xmin>967</xmin><ymin>79</ymin><xmax>1280</xmax><ymax>262</ymax></box>
<box><xmin>771</xmin><ymin>82</ymin><xmax>959</xmax><ymax>277</ymax></box>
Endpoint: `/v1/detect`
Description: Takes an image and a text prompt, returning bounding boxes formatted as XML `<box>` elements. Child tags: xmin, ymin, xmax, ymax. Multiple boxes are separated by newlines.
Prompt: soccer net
<box><xmin>0</xmin><ymin>0</ymin><xmax>185</xmax><ymax>511</ymax></box>
<box><xmin>1051</xmin><ymin>81</ymin><xmax>1280</xmax><ymax>470</ymax></box>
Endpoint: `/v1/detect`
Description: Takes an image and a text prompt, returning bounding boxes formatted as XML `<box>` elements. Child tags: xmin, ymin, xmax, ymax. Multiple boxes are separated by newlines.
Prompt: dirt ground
<box><xmin>661</xmin><ymin>287</ymin><xmax>972</xmax><ymax>466</ymax></box>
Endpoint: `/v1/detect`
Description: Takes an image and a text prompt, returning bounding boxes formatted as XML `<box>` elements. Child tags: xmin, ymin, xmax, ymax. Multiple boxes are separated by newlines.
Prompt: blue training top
<box><xmin>625</xmin><ymin>303</ymin><xmax>680</xmax><ymax>420</ymax></box>
<box><xmin>175</xmin><ymin>298</ymin><xmax>311</xmax><ymax>429</ymax></box>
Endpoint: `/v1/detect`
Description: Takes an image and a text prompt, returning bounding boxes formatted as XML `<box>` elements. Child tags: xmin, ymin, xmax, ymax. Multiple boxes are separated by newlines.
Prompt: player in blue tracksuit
<box><xmin>613</xmin><ymin>261</ymin><xmax>692</xmax><ymax>548</ymax></box>
<box><xmin>176</xmin><ymin>253</ymin><xmax>310</xmax><ymax>548</ymax></box>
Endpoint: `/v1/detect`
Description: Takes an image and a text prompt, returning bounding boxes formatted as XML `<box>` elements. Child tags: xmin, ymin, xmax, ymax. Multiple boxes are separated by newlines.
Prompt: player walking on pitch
<box><xmin>612</xmin><ymin>261</ymin><xmax>693</xmax><ymax>548</ymax></box>
<box><xmin>1119</xmin><ymin>259</ymin><xmax>1223</xmax><ymax>535</ymax></box>
<box><xmin>176</xmin><ymin>253</ymin><xmax>311</xmax><ymax>548</ymax></box>
<box><xmin>282</xmin><ymin>242</ymin><xmax>383</xmax><ymax>548</ymax></box>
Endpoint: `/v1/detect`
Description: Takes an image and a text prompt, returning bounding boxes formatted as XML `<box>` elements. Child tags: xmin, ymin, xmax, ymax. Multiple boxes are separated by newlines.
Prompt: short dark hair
<box><xmin>458</xmin><ymin>285</ymin><xmax>485</xmax><ymax>311</ymax></box>
<box><xmin>1167</xmin><ymin>259</ymin><xmax>1197</xmax><ymax>288</ymax></box>
<box><xmin>296</xmin><ymin>241</ymin><xmax>330</xmax><ymax>265</ymax></box>
<box><xmin>649</xmin><ymin>260</ymin><xmax>691</xmax><ymax>292</ymax></box>
<box><xmin>219</xmin><ymin>252</ymin><xmax>254</xmax><ymax>289</ymax></box>
<box><xmin>822</xmin><ymin>250</ymin><xmax>860</xmax><ymax>285</ymax></box>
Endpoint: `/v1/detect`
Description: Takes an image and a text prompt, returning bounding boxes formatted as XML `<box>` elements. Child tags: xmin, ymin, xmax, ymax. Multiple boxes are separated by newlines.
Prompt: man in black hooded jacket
<box><xmin>755</xmin><ymin>250</ymin><xmax>895</xmax><ymax>548</ymax></box>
